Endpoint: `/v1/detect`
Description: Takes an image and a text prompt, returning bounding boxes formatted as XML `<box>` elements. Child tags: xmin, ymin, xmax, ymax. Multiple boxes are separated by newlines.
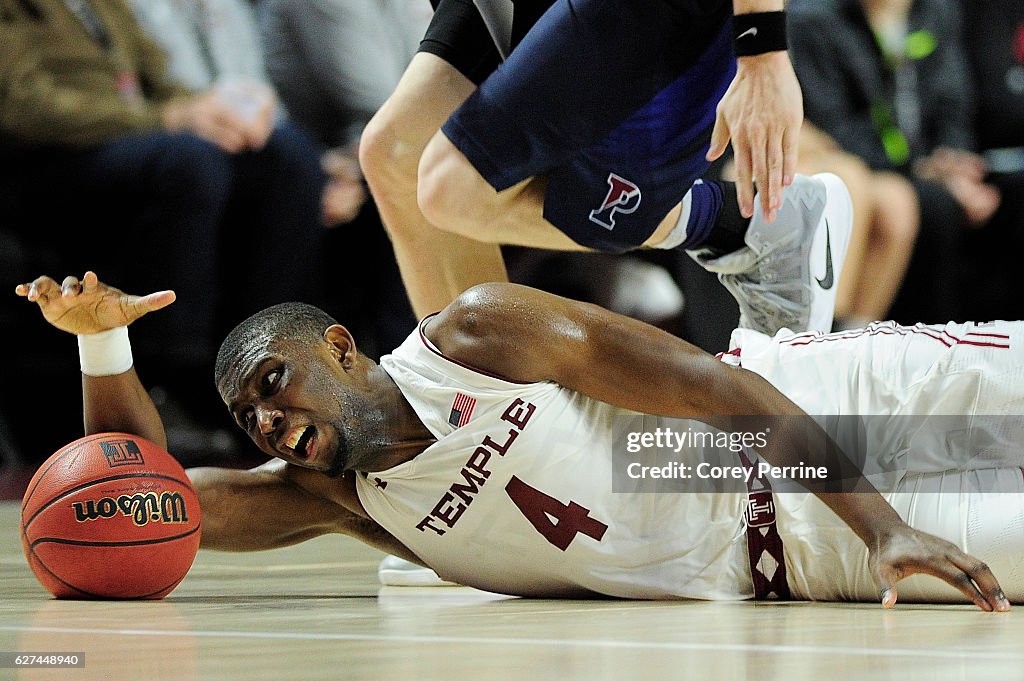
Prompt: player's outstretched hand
<box><xmin>14</xmin><ymin>271</ymin><xmax>175</xmax><ymax>336</ymax></box>
<box><xmin>869</xmin><ymin>523</ymin><xmax>1011</xmax><ymax>611</ymax></box>
<box><xmin>707</xmin><ymin>52</ymin><xmax>803</xmax><ymax>222</ymax></box>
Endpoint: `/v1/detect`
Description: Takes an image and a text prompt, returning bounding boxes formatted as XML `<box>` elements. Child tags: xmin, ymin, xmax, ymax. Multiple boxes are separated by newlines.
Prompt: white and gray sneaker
<box><xmin>689</xmin><ymin>173</ymin><xmax>853</xmax><ymax>335</ymax></box>
<box><xmin>378</xmin><ymin>555</ymin><xmax>458</xmax><ymax>587</ymax></box>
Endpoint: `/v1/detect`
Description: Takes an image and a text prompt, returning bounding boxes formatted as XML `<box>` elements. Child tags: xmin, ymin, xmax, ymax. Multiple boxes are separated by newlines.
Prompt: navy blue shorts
<box><xmin>441</xmin><ymin>0</ymin><xmax>735</xmax><ymax>253</ymax></box>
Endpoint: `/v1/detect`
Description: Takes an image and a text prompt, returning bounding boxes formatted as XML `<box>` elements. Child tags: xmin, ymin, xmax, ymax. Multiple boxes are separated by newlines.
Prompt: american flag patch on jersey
<box><xmin>448</xmin><ymin>392</ymin><xmax>476</xmax><ymax>428</ymax></box>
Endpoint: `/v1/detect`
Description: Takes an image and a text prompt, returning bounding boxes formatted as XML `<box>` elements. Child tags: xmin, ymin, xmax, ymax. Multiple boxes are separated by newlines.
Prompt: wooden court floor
<box><xmin>2</xmin><ymin>501</ymin><xmax>1024</xmax><ymax>681</ymax></box>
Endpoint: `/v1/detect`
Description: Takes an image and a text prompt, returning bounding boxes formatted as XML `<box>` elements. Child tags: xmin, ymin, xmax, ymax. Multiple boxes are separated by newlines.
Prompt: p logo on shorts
<box><xmin>589</xmin><ymin>173</ymin><xmax>642</xmax><ymax>230</ymax></box>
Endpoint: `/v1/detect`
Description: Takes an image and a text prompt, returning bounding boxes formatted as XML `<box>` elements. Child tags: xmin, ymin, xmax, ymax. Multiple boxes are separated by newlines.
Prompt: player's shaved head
<box><xmin>215</xmin><ymin>302</ymin><xmax>338</xmax><ymax>390</ymax></box>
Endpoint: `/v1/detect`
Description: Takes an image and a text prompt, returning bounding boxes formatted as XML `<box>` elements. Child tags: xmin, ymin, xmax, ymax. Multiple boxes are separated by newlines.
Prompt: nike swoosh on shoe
<box><xmin>815</xmin><ymin>219</ymin><xmax>834</xmax><ymax>290</ymax></box>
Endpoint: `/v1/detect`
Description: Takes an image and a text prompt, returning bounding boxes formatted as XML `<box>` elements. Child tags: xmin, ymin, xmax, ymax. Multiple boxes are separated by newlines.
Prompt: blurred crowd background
<box><xmin>1</xmin><ymin>0</ymin><xmax>1022</xmax><ymax>491</ymax></box>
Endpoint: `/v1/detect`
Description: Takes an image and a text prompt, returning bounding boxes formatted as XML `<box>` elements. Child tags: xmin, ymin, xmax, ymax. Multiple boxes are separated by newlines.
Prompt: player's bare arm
<box><xmin>15</xmin><ymin>272</ymin><xmax>421</xmax><ymax>562</ymax></box>
<box><xmin>426</xmin><ymin>282</ymin><xmax>1010</xmax><ymax>611</ymax></box>
<box><xmin>188</xmin><ymin>461</ymin><xmax>424</xmax><ymax>563</ymax></box>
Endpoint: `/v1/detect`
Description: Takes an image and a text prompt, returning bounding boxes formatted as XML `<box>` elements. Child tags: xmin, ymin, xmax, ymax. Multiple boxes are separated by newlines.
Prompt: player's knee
<box><xmin>359</xmin><ymin>110</ymin><xmax>418</xmax><ymax>195</ymax></box>
<box><xmin>416</xmin><ymin>160</ymin><xmax>452</xmax><ymax>232</ymax></box>
<box><xmin>417</xmin><ymin>141</ymin><xmax>491</xmax><ymax>237</ymax></box>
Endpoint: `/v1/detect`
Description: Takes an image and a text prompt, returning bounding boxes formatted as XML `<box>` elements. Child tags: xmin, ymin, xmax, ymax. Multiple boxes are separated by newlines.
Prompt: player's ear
<box><xmin>323</xmin><ymin>325</ymin><xmax>357</xmax><ymax>368</ymax></box>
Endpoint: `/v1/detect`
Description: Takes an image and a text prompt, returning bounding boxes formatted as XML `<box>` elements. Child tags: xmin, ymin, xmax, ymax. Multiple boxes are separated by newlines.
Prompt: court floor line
<box><xmin>1</xmin><ymin>625</ymin><xmax>1020</xmax><ymax>660</ymax></box>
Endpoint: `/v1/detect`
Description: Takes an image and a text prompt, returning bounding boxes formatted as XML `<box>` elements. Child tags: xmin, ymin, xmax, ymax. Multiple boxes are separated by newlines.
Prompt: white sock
<box><xmin>652</xmin><ymin>186</ymin><xmax>694</xmax><ymax>250</ymax></box>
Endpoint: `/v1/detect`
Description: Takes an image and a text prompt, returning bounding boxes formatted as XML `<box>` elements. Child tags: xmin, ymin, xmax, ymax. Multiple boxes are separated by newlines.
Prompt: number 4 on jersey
<box><xmin>505</xmin><ymin>476</ymin><xmax>608</xmax><ymax>551</ymax></box>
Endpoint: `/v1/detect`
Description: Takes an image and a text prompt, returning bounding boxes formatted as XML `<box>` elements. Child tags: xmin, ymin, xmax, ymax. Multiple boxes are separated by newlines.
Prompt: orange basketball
<box><xmin>20</xmin><ymin>432</ymin><xmax>202</xmax><ymax>599</ymax></box>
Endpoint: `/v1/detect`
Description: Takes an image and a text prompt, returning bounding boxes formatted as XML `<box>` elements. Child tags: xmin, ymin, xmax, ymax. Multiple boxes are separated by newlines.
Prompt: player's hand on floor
<box><xmin>14</xmin><ymin>271</ymin><xmax>175</xmax><ymax>335</ymax></box>
<box><xmin>869</xmin><ymin>523</ymin><xmax>1011</xmax><ymax>612</ymax></box>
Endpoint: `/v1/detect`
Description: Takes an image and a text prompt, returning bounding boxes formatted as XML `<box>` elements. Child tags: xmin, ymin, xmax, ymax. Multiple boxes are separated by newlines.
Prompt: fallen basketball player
<box><xmin>16</xmin><ymin>271</ymin><xmax>1020</xmax><ymax>610</ymax></box>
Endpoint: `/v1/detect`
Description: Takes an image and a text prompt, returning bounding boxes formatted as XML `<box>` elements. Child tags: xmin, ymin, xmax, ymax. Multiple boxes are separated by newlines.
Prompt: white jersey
<box><xmin>359</xmin><ymin>318</ymin><xmax>752</xmax><ymax>600</ymax></box>
<box><xmin>359</xmin><ymin>319</ymin><xmax>1024</xmax><ymax>602</ymax></box>
<box><xmin>731</xmin><ymin>321</ymin><xmax>1024</xmax><ymax>602</ymax></box>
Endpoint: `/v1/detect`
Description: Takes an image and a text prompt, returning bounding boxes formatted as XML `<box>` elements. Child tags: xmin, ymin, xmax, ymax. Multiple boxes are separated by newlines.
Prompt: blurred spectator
<box><xmin>256</xmin><ymin>0</ymin><xmax>431</xmax><ymax>230</ymax></box>
<box><xmin>130</xmin><ymin>0</ymin><xmax>266</xmax><ymax>92</ymax></box>
<box><xmin>0</xmin><ymin>0</ymin><xmax>329</xmax><ymax>457</ymax></box>
<box><xmin>253</xmin><ymin>0</ymin><xmax>432</xmax><ymax>353</ymax></box>
<box><xmin>960</xmin><ymin>0</ymin><xmax>1024</xmax><ymax>322</ymax></box>
<box><xmin>962</xmin><ymin>0</ymin><xmax>1024</xmax><ymax>162</ymax></box>
<box><xmin>788</xmin><ymin>0</ymin><xmax>1024</xmax><ymax>324</ymax></box>
<box><xmin>128</xmin><ymin>0</ymin><xmax>355</xmax><ymax>229</ymax></box>
<box><xmin>797</xmin><ymin>123</ymin><xmax>918</xmax><ymax>328</ymax></box>
<box><xmin>258</xmin><ymin>0</ymin><xmax>429</xmax><ymax>150</ymax></box>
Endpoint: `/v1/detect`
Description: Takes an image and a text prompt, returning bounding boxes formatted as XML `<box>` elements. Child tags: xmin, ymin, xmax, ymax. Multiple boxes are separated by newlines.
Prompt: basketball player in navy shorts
<box><xmin>361</xmin><ymin>0</ymin><xmax>824</xmax><ymax>331</ymax></box>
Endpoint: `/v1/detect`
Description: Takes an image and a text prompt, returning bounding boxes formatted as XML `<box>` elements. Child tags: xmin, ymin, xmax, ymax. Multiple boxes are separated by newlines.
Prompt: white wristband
<box><xmin>78</xmin><ymin>326</ymin><xmax>134</xmax><ymax>376</ymax></box>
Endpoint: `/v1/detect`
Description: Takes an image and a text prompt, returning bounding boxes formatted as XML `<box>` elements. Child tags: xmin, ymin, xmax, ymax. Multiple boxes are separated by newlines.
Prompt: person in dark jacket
<box><xmin>788</xmin><ymin>0</ymin><xmax>1024</xmax><ymax>324</ymax></box>
<box><xmin>0</xmin><ymin>0</ymin><xmax>331</xmax><ymax>377</ymax></box>
<box><xmin>0</xmin><ymin>0</ymin><xmax>331</xmax><ymax>456</ymax></box>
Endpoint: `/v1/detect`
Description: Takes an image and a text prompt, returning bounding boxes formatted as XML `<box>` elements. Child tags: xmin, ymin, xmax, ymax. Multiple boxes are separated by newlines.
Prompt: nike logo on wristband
<box><xmin>737</xmin><ymin>27</ymin><xmax>758</xmax><ymax>40</ymax></box>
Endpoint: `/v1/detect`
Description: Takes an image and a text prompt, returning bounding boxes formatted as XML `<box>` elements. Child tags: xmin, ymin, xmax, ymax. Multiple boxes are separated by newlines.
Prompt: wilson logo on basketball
<box><xmin>100</xmin><ymin>439</ymin><xmax>146</xmax><ymax>468</ymax></box>
<box><xmin>71</xmin><ymin>491</ymin><xmax>191</xmax><ymax>526</ymax></box>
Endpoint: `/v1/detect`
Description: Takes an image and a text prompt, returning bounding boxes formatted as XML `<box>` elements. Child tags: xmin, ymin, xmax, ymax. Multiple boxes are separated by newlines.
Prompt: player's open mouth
<box><xmin>284</xmin><ymin>425</ymin><xmax>316</xmax><ymax>460</ymax></box>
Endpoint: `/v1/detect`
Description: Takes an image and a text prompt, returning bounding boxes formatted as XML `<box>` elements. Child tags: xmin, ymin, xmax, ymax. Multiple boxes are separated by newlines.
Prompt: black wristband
<box><xmin>733</xmin><ymin>11</ymin><xmax>787</xmax><ymax>57</ymax></box>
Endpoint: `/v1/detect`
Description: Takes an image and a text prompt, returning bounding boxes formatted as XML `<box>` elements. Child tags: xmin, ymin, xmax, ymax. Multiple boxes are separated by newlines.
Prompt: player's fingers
<box><xmin>873</xmin><ymin>563</ymin><xmax>901</xmax><ymax>609</ymax></box>
<box><xmin>878</xmin><ymin>549</ymin><xmax>994</xmax><ymax>611</ymax></box>
<box><xmin>782</xmin><ymin>126</ymin><xmax>798</xmax><ymax>188</ymax></box>
<box><xmin>61</xmin><ymin>275</ymin><xmax>82</xmax><ymax>297</ymax></box>
<box><xmin>749</xmin><ymin>131</ymin><xmax>769</xmax><ymax>220</ymax></box>
<box><xmin>942</xmin><ymin>564</ymin><xmax>993</xmax><ymax>612</ymax></box>
<box><xmin>948</xmin><ymin>553</ymin><xmax>1010</xmax><ymax>612</ymax></box>
<box><xmin>82</xmin><ymin>271</ymin><xmax>99</xmax><ymax>293</ymax></box>
<box><xmin>134</xmin><ymin>290</ymin><xmax>177</xmax><ymax>313</ymax></box>
<box><xmin>706</xmin><ymin>110</ymin><xmax>730</xmax><ymax>162</ymax></box>
<box><xmin>27</xmin><ymin>276</ymin><xmax>59</xmax><ymax>304</ymax></box>
<box><xmin>909</xmin><ymin>558</ymin><xmax>992</xmax><ymax>611</ymax></box>
<box><xmin>766</xmin><ymin>129</ymin><xmax>784</xmax><ymax>215</ymax></box>
<box><xmin>733</xmin><ymin>144</ymin><xmax>755</xmax><ymax>219</ymax></box>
